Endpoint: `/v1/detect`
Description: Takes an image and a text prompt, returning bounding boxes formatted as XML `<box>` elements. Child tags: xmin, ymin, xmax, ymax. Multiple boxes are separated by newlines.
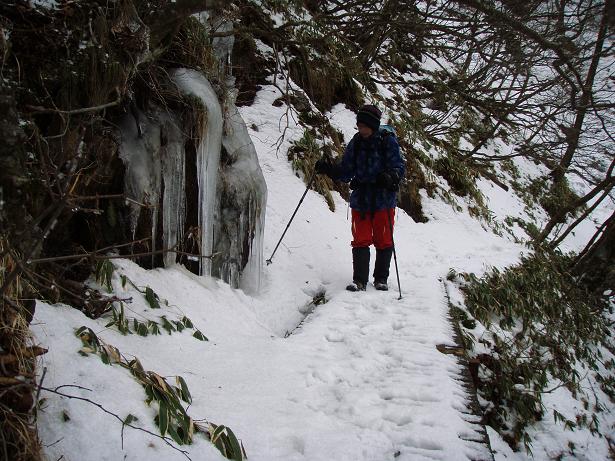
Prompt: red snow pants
<box><xmin>351</xmin><ymin>208</ymin><xmax>395</xmax><ymax>249</ymax></box>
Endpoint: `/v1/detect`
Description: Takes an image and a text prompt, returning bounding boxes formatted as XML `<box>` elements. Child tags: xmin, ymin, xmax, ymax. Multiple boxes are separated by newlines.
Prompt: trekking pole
<box><xmin>266</xmin><ymin>172</ymin><xmax>316</xmax><ymax>265</ymax></box>
<box><xmin>386</xmin><ymin>208</ymin><xmax>403</xmax><ymax>300</ymax></box>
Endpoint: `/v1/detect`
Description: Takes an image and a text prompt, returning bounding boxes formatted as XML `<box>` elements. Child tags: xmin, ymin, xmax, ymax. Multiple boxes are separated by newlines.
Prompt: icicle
<box><xmin>219</xmin><ymin>102</ymin><xmax>267</xmax><ymax>293</ymax></box>
<box><xmin>211</xmin><ymin>18</ymin><xmax>235</xmax><ymax>82</ymax></box>
<box><xmin>172</xmin><ymin>69</ymin><xmax>223</xmax><ymax>276</ymax></box>
<box><xmin>159</xmin><ymin>112</ymin><xmax>186</xmax><ymax>267</ymax></box>
<box><xmin>118</xmin><ymin>108</ymin><xmax>161</xmax><ymax>243</ymax></box>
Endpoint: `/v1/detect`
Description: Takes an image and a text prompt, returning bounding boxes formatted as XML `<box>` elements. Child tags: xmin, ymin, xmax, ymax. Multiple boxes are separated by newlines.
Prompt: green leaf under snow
<box><xmin>182</xmin><ymin>316</ymin><xmax>194</xmax><ymax>329</ymax></box>
<box><xmin>95</xmin><ymin>260</ymin><xmax>115</xmax><ymax>292</ymax></box>
<box><xmin>161</xmin><ymin>316</ymin><xmax>176</xmax><ymax>335</ymax></box>
<box><xmin>225</xmin><ymin>426</ymin><xmax>244</xmax><ymax>461</ymax></box>
<box><xmin>210</xmin><ymin>423</ymin><xmax>226</xmax><ymax>444</ymax></box>
<box><xmin>149</xmin><ymin>321</ymin><xmax>161</xmax><ymax>335</ymax></box>
<box><xmin>176</xmin><ymin>376</ymin><xmax>192</xmax><ymax>404</ymax></box>
<box><xmin>136</xmin><ymin>321</ymin><xmax>149</xmax><ymax>336</ymax></box>
<box><xmin>216</xmin><ymin>433</ymin><xmax>231</xmax><ymax>457</ymax></box>
<box><xmin>193</xmin><ymin>330</ymin><xmax>208</xmax><ymax>341</ymax></box>
<box><xmin>145</xmin><ymin>287</ymin><xmax>161</xmax><ymax>309</ymax></box>
<box><xmin>124</xmin><ymin>414</ymin><xmax>138</xmax><ymax>426</ymax></box>
<box><xmin>210</xmin><ymin>425</ymin><xmax>246</xmax><ymax>460</ymax></box>
<box><xmin>185</xmin><ymin>416</ymin><xmax>195</xmax><ymax>441</ymax></box>
<box><xmin>158</xmin><ymin>401</ymin><xmax>169</xmax><ymax>437</ymax></box>
<box><xmin>167</xmin><ymin>425</ymin><xmax>184</xmax><ymax>445</ymax></box>
<box><xmin>144</xmin><ymin>384</ymin><xmax>154</xmax><ymax>404</ymax></box>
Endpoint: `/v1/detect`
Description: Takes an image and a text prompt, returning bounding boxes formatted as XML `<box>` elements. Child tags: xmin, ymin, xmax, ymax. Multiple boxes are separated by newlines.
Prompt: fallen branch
<box><xmin>64</xmin><ymin>194</ymin><xmax>154</xmax><ymax>209</ymax></box>
<box><xmin>26</xmin><ymin>247</ymin><xmax>215</xmax><ymax>265</ymax></box>
<box><xmin>24</xmin><ymin>96</ymin><xmax>121</xmax><ymax>116</ymax></box>
<box><xmin>33</xmin><ymin>367</ymin><xmax>47</xmax><ymax>418</ymax></box>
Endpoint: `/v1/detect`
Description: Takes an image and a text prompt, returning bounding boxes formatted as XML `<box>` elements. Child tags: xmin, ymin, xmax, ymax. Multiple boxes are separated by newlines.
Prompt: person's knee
<box><xmin>352</xmin><ymin>238</ymin><xmax>373</xmax><ymax>247</ymax></box>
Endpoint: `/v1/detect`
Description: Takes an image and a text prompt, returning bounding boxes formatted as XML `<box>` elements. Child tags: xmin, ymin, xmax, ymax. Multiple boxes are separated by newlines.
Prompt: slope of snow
<box><xmin>31</xmin><ymin>81</ymin><xmax>614</xmax><ymax>461</ymax></box>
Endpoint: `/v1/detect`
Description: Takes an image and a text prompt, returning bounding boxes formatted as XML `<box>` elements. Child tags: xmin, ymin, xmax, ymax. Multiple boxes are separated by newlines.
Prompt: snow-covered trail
<box><xmin>279</xmin><ymin>285</ymin><xmax>490</xmax><ymax>461</ymax></box>
<box><xmin>180</xmin><ymin>196</ymin><xmax>518</xmax><ymax>461</ymax></box>
<box><xmin>198</xmin><ymin>88</ymin><xmax>526</xmax><ymax>460</ymax></box>
<box><xmin>222</xmin><ymin>213</ymin><xmax>520</xmax><ymax>461</ymax></box>
<box><xmin>182</xmin><ymin>284</ymin><xmax>491</xmax><ymax>461</ymax></box>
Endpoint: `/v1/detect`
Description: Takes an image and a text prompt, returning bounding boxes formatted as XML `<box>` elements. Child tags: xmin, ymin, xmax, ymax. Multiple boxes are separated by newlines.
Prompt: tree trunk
<box><xmin>537</xmin><ymin>157</ymin><xmax>615</xmax><ymax>243</ymax></box>
<box><xmin>573</xmin><ymin>210</ymin><xmax>615</xmax><ymax>292</ymax></box>
<box><xmin>551</xmin><ymin>2</ymin><xmax>609</xmax><ymax>184</ymax></box>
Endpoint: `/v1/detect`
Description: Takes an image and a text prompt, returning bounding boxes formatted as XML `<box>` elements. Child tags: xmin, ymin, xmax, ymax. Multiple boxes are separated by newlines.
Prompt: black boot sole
<box><xmin>346</xmin><ymin>283</ymin><xmax>366</xmax><ymax>292</ymax></box>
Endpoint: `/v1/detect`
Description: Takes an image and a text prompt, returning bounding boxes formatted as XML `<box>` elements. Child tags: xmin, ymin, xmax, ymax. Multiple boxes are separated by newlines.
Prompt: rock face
<box><xmin>118</xmin><ymin>67</ymin><xmax>266</xmax><ymax>292</ymax></box>
<box><xmin>0</xmin><ymin>4</ymin><xmax>267</xmax><ymax>457</ymax></box>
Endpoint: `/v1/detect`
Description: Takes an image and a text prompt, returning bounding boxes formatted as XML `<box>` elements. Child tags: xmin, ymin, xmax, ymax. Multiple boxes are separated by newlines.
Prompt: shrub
<box><xmin>452</xmin><ymin>250</ymin><xmax>613</xmax><ymax>451</ymax></box>
<box><xmin>287</xmin><ymin>129</ymin><xmax>337</xmax><ymax>211</ymax></box>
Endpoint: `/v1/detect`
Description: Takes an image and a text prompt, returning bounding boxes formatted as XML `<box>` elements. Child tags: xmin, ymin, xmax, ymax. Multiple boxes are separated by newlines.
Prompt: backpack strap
<box><xmin>379</xmin><ymin>130</ymin><xmax>391</xmax><ymax>170</ymax></box>
<box><xmin>351</xmin><ymin>133</ymin><xmax>361</xmax><ymax>173</ymax></box>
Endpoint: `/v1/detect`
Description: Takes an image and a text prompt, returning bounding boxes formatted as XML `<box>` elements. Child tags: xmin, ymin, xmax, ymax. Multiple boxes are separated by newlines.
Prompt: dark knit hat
<box><xmin>356</xmin><ymin>104</ymin><xmax>382</xmax><ymax>132</ymax></box>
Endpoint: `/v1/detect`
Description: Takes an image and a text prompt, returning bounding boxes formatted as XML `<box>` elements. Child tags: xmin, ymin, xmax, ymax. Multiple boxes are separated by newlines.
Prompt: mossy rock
<box><xmin>232</xmin><ymin>31</ymin><xmax>273</xmax><ymax>106</ymax></box>
<box><xmin>288</xmin><ymin>53</ymin><xmax>363</xmax><ymax>112</ymax></box>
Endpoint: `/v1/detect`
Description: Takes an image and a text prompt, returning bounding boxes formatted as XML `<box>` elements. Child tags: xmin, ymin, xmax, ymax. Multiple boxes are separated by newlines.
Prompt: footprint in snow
<box><xmin>325</xmin><ymin>331</ymin><xmax>345</xmax><ymax>342</ymax></box>
<box><xmin>403</xmin><ymin>436</ymin><xmax>444</xmax><ymax>451</ymax></box>
<box><xmin>418</xmin><ymin>418</ymin><xmax>437</xmax><ymax>428</ymax></box>
<box><xmin>383</xmin><ymin>410</ymin><xmax>413</xmax><ymax>427</ymax></box>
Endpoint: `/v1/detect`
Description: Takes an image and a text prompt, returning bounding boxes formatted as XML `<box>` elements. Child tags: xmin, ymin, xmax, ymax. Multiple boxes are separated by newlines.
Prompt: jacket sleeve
<box><xmin>385</xmin><ymin>135</ymin><xmax>405</xmax><ymax>181</ymax></box>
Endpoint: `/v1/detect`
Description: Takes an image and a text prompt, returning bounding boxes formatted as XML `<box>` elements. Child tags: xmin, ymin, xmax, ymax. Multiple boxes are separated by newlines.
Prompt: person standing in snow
<box><xmin>315</xmin><ymin>104</ymin><xmax>405</xmax><ymax>292</ymax></box>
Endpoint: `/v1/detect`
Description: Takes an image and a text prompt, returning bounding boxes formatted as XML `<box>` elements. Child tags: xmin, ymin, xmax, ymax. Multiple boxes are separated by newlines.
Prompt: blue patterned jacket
<box><xmin>331</xmin><ymin>130</ymin><xmax>405</xmax><ymax>211</ymax></box>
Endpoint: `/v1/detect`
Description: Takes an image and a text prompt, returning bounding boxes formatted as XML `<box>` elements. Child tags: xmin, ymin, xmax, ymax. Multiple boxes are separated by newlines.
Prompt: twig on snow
<box><xmin>40</xmin><ymin>386</ymin><xmax>192</xmax><ymax>460</ymax></box>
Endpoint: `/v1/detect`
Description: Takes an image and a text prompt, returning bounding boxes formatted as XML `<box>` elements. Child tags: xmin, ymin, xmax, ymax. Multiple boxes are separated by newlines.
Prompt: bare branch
<box><xmin>40</xmin><ymin>386</ymin><xmax>191</xmax><ymax>460</ymax></box>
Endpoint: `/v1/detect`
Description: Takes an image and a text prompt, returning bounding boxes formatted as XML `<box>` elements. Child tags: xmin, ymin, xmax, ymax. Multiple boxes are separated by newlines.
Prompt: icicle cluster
<box><xmin>118</xmin><ymin>68</ymin><xmax>265</xmax><ymax>292</ymax></box>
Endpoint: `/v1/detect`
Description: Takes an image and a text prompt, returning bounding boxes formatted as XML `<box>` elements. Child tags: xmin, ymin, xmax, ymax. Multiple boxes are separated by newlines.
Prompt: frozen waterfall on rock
<box><xmin>172</xmin><ymin>69</ymin><xmax>223</xmax><ymax>276</ymax></box>
<box><xmin>217</xmin><ymin>102</ymin><xmax>267</xmax><ymax>293</ymax></box>
<box><xmin>118</xmin><ymin>110</ymin><xmax>187</xmax><ymax>268</ymax></box>
<box><xmin>117</xmin><ymin>68</ymin><xmax>266</xmax><ymax>292</ymax></box>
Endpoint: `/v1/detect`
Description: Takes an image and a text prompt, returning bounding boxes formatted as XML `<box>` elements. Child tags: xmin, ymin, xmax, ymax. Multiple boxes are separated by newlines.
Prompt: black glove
<box><xmin>315</xmin><ymin>158</ymin><xmax>334</xmax><ymax>176</ymax></box>
<box><xmin>376</xmin><ymin>170</ymin><xmax>399</xmax><ymax>191</ymax></box>
<box><xmin>349</xmin><ymin>177</ymin><xmax>361</xmax><ymax>190</ymax></box>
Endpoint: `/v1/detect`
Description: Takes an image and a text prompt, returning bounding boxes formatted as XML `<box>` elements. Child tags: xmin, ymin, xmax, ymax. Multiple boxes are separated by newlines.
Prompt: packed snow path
<box><xmin>233</xmin><ymin>211</ymin><xmax>512</xmax><ymax>461</ymax></box>
<box><xmin>277</xmin><ymin>284</ymin><xmax>493</xmax><ymax>461</ymax></box>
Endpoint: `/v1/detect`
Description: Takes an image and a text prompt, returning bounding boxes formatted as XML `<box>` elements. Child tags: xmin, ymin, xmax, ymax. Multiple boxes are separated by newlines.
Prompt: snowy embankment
<box><xmin>33</xmin><ymin>81</ymin><xmax>586</xmax><ymax>461</ymax></box>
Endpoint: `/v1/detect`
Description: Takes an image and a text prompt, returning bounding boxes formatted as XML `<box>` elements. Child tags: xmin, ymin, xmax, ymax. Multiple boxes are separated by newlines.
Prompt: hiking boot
<box><xmin>374</xmin><ymin>280</ymin><xmax>388</xmax><ymax>291</ymax></box>
<box><xmin>346</xmin><ymin>281</ymin><xmax>367</xmax><ymax>292</ymax></box>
